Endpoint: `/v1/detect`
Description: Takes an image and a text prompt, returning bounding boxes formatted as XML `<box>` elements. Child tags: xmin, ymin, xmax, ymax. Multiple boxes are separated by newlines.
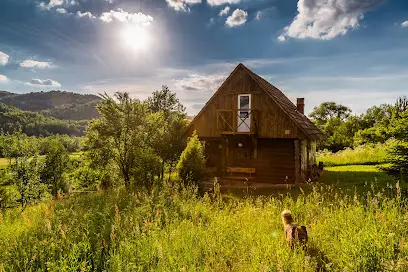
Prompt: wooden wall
<box><xmin>300</xmin><ymin>139</ymin><xmax>318</xmax><ymax>182</ymax></box>
<box><xmin>186</xmin><ymin>67</ymin><xmax>300</xmax><ymax>139</ymax></box>
<box><xmin>205</xmin><ymin>137</ymin><xmax>296</xmax><ymax>184</ymax></box>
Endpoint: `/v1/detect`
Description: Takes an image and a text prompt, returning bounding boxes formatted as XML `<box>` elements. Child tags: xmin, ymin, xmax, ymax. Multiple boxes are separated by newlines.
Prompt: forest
<box><xmin>0</xmin><ymin>89</ymin><xmax>407</xmax><ymax>271</ymax></box>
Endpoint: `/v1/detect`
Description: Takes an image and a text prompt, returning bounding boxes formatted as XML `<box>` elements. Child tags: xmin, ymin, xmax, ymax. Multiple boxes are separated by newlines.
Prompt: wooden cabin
<box><xmin>185</xmin><ymin>63</ymin><xmax>325</xmax><ymax>185</ymax></box>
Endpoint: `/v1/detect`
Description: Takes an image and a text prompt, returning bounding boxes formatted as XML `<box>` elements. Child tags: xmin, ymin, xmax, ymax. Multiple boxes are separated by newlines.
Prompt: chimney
<box><xmin>297</xmin><ymin>98</ymin><xmax>305</xmax><ymax>114</ymax></box>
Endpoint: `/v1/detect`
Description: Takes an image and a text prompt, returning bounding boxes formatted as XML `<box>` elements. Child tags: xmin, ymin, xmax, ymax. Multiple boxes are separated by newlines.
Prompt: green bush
<box><xmin>176</xmin><ymin>132</ymin><xmax>207</xmax><ymax>184</ymax></box>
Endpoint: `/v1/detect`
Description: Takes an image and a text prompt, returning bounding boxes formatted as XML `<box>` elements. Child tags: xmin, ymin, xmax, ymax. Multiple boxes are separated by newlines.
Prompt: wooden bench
<box><xmin>226</xmin><ymin>167</ymin><xmax>256</xmax><ymax>179</ymax></box>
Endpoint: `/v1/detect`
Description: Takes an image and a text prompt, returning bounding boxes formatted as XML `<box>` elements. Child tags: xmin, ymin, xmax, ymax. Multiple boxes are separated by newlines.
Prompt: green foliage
<box><xmin>312</xmin><ymin>96</ymin><xmax>408</xmax><ymax>152</ymax></box>
<box><xmin>147</xmin><ymin>86</ymin><xmax>188</xmax><ymax>179</ymax></box>
<box><xmin>1</xmin><ymin>131</ymin><xmax>47</xmax><ymax>207</ymax></box>
<box><xmin>309</xmin><ymin>102</ymin><xmax>351</xmax><ymax>129</ymax></box>
<box><xmin>0</xmin><ymin>183</ymin><xmax>407</xmax><ymax>271</ymax></box>
<box><xmin>0</xmin><ymin>103</ymin><xmax>87</xmax><ymax>136</ymax></box>
<box><xmin>385</xmin><ymin>111</ymin><xmax>408</xmax><ymax>180</ymax></box>
<box><xmin>40</xmin><ymin>138</ymin><xmax>71</xmax><ymax>196</ymax></box>
<box><xmin>177</xmin><ymin>132</ymin><xmax>207</xmax><ymax>184</ymax></box>
<box><xmin>86</xmin><ymin>92</ymin><xmax>164</xmax><ymax>189</ymax></box>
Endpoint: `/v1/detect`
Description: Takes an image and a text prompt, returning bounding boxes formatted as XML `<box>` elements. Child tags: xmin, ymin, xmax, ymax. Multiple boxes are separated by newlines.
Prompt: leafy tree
<box><xmin>386</xmin><ymin>111</ymin><xmax>408</xmax><ymax>180</ymax></box>
<box><xmin>40</xmin><ymin>138</ymin><xmax>71</xmax><ymax>196</ymax></box>
<box><xmin>146</xmin><ymin>86</ymin><xmax>185</xmax><ymax>117</ymax></box>
<box><xmin>1</xmin><ymin>131</ymin><xmax>46</xmax><ymax>207</ymax></box>
<box><xmin>146</xmin><ymin>86</ymin><xmax>188</xmax><ymax>180</ymax></box>
<box><xmin>86</xmin><ymin>92</ymin><xmax>163</xmax><ymax>189</ymax></box>
<box><xmin>177</xmin><ymin>132</ymin><xmax>207</xmax><ymax>185</ymax></box>
<box><xmin>309</xmin><ymin>102</ymin><xmax>351</xmax><ymax>129</ymax></box>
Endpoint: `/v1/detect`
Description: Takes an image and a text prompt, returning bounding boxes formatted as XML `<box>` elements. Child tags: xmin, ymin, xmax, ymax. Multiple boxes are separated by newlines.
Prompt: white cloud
<box><xmin>165</xmin><ymin>0</ymin><xmax>202</xmax><ymax>11</ymax></box>
<box><xmin>226</xmin><ymin>9</ymin><xmax>247</xmax><ymax>27</ymax></box>
<box><xmin>279</xmin><ymin>0</ymin><xmax>383</xmax><ymax>41</ymax></box>
<box><xmin>25</xmin><ymin>78</ymin><xmax>61</xmax><ymax>87</ymax></box>
<box><xmin>105</xmin><ymin>0</ymin><xmax>115</xmax><ymax>3</ymax></box>
<box><xmin>76</xmin><ymin>11</ymin><xmax>95</xmax><ymax>19</ymax></box>
<box><xmin>402</xmin><ymin>21</ymin><xmax>408</xmax><ymax>28</ymax></box>
<box><xmin>0</xmin><ymin>75</ymin><xmax>8</xmax><ymax>82</ymax></box>
<box><xmin>207</xmin><ymin>0</ymin><xmax>240</xmax><ymax>6</ymax></box>
<box><xmin>255</xmin><ymin>11</ymin><xmax>261</xmax><ymax>20</ymax></box>
<box><xmin>56</xmin><ymin>8</ymin><xmax>67</xmax><ymax>14</ymax></box>
<box><xmin>219</xmin><ymin>6</ymin><xmax>230</xmax><ymax>16</ymax></box>
<box><xmin>38</xmin><ymin>0</ymin><xmax>64</xmax><ymax>10</ymax></box>
<box><xmin>100</xmin><ymin>9</ymin><xmax>153</xmax><ymax>26</ymax></box>
<box><xmin>0</xmin><ymin>51</ymin><xmax>9</xmax><ymax>65</ymax></box>
<box><xmin>173</xmin><ymin>73</ymin><xmax>226</xmax><ymax>93</ymax></box>
<box><xmin>20</xmin><ymin>60</ymin><xmax>54</xmax><ymax>69</ymax></box>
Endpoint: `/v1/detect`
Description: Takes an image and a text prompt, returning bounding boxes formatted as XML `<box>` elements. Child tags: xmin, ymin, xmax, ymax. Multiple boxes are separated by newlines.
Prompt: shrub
<box><xmin>176</xmin><ymin>132</ymin><xmax>207</xmax><ymax>184</ymax></box>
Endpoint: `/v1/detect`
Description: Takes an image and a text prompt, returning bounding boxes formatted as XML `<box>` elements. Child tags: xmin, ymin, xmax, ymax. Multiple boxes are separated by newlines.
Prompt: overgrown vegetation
<box><xmin>311</xmin><ymin>96</ymin><xmax>408</xmax><ymax>180</ymax></box>
<box><xmin>0</xmin><ymin>86</ymin><xmax>188</xmax><ymax>208</ymax></box>
<box><xmin>309</xmin><ymin>96</ymin><xmax>407</xmax><ymax>152</ymax></box>
<box><xmin>317</xmin><ymin>140</ymin><xmax>394</xmax><ymax>166</ymax></box>
<box><xmin>0</xmin><ymin>183</ymin><xmax>407</xmax><ymax>271</ymax></box>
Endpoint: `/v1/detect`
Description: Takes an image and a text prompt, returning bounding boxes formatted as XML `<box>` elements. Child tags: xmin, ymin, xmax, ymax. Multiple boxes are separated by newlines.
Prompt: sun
<box><xmin>121</xmin><ymin>25</ymin><xmax>150</xmax><ymax>51</ymax></box>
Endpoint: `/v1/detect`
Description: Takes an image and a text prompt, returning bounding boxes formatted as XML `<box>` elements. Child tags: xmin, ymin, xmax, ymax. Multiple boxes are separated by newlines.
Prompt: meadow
<box><xmin>316</xmin><ymin>141</ymin><xmax>393</xmax><ymax>167</ymax></box>
<box><xmin>0</xmin><ymin>168</ymin><xmax>408</xmax><ymax>271</ymax></box>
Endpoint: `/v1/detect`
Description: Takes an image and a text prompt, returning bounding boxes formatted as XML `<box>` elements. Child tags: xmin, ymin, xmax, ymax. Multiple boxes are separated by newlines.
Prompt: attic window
<box><xmin>237</xmin><ymin>94</ymin><xmax>251</xmax><ymax>133</ymax></box>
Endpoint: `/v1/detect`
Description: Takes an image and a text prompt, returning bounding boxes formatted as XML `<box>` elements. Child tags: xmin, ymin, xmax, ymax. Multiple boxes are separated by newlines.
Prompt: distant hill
<box><xmin>0</xmin><ymin>103</ymin><xmax>87</xmax><ymax>137</ymax></box>
<box><xmin>0</xmin><ymin>90</ymin><xmax>101</xmax><ymax>120</ymax></box>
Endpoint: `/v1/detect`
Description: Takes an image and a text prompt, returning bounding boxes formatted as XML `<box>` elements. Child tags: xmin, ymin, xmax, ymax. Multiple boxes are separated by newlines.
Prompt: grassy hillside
<box><xmin>0</xmin><ymin>90</ymin><xmax>101</xmax><ymax>120</ymax></box>
<box><xmin>0</xmin><ymin>180</ymin><xmax>406</xmax><ymax>271</ymax></box>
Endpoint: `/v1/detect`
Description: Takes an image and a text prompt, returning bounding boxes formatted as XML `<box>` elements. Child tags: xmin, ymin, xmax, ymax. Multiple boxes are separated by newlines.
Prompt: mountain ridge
<box><xmin>0</xmin><ymin>90</ymin><xmax>101</xmax><ymax>120</ymax></box>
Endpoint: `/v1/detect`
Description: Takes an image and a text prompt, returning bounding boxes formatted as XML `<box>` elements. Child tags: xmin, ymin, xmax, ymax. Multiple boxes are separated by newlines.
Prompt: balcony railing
<box><xmin>217</xmin><ymin>109</ymin><xmax>259</xmax><ymax>135</ymax></box>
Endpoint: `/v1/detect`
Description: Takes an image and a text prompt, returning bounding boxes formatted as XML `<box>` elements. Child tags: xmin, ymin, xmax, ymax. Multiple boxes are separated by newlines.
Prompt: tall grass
<box><xmin>317</xmin><ymin>140</ymin><xmax>395</xmax><ymax>166</ymax></box>
<box><xmin>0</xmin><ymin>182</ymin><xmax>407</xmax><ymax>271</ymax></box>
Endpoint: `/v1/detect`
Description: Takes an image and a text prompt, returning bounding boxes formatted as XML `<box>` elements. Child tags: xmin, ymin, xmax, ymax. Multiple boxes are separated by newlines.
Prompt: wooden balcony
<box><xmin>217</xmin><ymin>109</ymin><xmax>260</xmax><ymax>135</ymax></box>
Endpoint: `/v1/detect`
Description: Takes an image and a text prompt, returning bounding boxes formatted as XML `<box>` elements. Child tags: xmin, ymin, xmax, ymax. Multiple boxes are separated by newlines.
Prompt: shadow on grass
<box><xmin>306</xmin><ymin>241</ymin><xmax>332</xmax><ymax>272</ymax></box>
<box><xmin>217</xmin><ymin>165</ymin><xmax>401</xmax><ymax>198</ymax></box>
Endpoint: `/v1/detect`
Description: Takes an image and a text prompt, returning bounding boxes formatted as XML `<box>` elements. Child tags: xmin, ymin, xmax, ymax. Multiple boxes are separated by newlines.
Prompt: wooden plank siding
<box><xmin>203</xmin><ymin>136</ymin><xmax>296</xmax><ymax>184</ymax></box>
<box><xmin>186</xmin><ymin>68</ymin><xmax>300</xmax><ymax>139</ymax></box>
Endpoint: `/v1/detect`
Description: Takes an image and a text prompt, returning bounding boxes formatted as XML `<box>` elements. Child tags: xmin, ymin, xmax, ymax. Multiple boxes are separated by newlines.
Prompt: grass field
<box><xmin>0</xmin><ymin>158</ymin><xmax>7</xmax><ymax>170</ymax></box>
<box><xmin>316</xmin><ymin>141</ymin><xmax>393</xmax><ymax>166</ymax></box>
<box><xmin>0</xmin><ymin>165</ymin><xmax>407</xmax><ymax>271</ymax></box>
<box><xmin>0</xmin><ymin>152</ymin><xmax>84</xmax><ymax>170</ymax></box>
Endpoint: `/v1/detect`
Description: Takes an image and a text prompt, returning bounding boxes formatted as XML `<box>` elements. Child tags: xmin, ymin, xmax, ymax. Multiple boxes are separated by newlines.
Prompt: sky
<box><xmin>0</xmin><ymin>0</ymin><xmax>408</xmax><ymax>115</ymax></box>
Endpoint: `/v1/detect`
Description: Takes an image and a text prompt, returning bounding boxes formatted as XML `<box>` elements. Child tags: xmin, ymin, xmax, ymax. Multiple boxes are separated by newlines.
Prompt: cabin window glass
<box><xmin>237</xmin><ymin>94</ymin><xmax>251</xmax><ymax>132</ymax></box>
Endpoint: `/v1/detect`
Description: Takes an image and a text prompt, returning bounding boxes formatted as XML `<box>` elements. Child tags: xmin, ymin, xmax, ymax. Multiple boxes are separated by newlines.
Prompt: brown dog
<box><xmin>281</xmin><ymin>210</ymin><xmax>308</xmax><ymax>249</ymax></box>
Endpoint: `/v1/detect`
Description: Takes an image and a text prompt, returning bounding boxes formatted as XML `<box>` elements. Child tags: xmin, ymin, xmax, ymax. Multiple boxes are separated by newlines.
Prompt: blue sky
<box><xmin>0</xmin><ymin>0</ymin><xmax>408</xmax><ymax>115</ymax></box>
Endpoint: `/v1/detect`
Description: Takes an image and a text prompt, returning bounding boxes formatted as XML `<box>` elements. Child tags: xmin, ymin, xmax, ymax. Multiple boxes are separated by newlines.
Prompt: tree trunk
<box><xmin>123</xmin><ymin>171</ymin><xmax>130</xmax><ymax>189</ymax></box>
<box><xmin>161</xmin><ymin>160</ymin><xmax>165</xmax><ymax>181</ymax></box>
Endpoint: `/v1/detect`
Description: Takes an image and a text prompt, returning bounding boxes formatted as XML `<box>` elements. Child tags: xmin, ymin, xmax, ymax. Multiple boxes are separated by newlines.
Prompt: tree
<box><xmin>146</xmin><ymin>86</ymin><xmax>185</xmax><ymax>118</ymax></box>
<box><xmin>386</xmin><ymin>111</ymin><xmax>408</xmax><ymax>180</ymax></box>
<box><xmin>309</xmin><ymin>102</ymin><xmax>351</xmax><ymax>129</ymax></box>
<box><xmin>146</xmin><ymin>86</ymin><xmax>188</xmax><ymax>180</ymax></box>
<box><xmin>1</xmin><ymin>131</ymin><xmax>46</xmax><ymax>207</ymax></box>
<box><xmin>176</xmin><ymin>132</ymin><xmax>207</xmax><ymax>185</ymax></box>
<box><xmin>85</xmin><ymin>92</ymin><xmax>163</xmax><ymax>189</ymax></box>
<box><xmin>40</xmin><ymin>138</ymin><xmax>71</xmax><ymax>196</ymax></box>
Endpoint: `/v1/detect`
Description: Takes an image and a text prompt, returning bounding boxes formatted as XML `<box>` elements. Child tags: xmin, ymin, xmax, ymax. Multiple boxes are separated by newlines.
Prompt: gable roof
<box><xmin>188</xmin><ymin>63</ymin><xmax>325</xmax><ymax>140</ymax></box>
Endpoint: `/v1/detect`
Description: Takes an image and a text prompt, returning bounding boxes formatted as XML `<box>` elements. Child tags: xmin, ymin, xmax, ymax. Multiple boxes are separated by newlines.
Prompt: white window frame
<box><xmin>237</xmin><ymin>94</ymin><xmax>251</xmax><ymax>132</ymax></box>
